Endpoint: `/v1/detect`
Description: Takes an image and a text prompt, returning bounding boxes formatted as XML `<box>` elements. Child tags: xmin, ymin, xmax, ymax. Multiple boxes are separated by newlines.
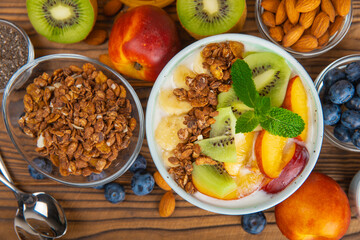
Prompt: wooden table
<box><xmin>1</xmin><ymin>0</ymin><xmax>360</xmax><ymax>239</ymax></box>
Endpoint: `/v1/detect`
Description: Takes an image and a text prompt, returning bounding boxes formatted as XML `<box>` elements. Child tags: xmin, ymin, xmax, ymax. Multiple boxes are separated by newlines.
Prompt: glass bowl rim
<box><xmin>2</xmin><ymin>53</ymin><xmax>145</xmax><ymax>187</ymax></box>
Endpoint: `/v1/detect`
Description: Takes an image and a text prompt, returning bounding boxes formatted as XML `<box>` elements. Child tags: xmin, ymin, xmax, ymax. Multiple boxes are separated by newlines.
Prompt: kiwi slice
<box><xmin>244</xmin><ymin>52</ymin><xmax>291</xmax><ymax>107</ymax></box>
<box><xmin>197</xmin><ymin>135</ymin><xmax>237</xmax><ymax>162</ymax></box>
<box><xmin>210</xmin><ymin>106</ymin><xmax>237</xmax><ymax>137</ymax></box>
<box><xmin>192</xmin><ymin>163</ymin><xmax>237</xmax><ymax>199</ymax></box>
<box><xmin>217</xmin><ymin>87</ymin><xmax>252</xmax><ymax>117</ymax></box>
<box><xmin>26</xmin><ymin>0</ymin><xmax>97</xmax><ymax>43</ymax></box>
<box><xmin>177</xmin><ymin>0</ymin><xmax>246</xmax><ymax>38</ymax></box>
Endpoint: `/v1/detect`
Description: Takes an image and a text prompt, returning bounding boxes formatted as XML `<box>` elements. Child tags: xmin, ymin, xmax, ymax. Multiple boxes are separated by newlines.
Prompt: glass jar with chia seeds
<box><xmin>0</xmin><ymin>19</ymin><xmax>34</xmax><ymax>92</ymax></box>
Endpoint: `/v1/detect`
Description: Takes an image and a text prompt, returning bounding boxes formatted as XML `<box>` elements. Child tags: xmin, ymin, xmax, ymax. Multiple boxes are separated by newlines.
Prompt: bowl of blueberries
<box><xmin>315</xmin><ymin>55</ymin><xmax>360</xmax><ymax>151</ymax></box>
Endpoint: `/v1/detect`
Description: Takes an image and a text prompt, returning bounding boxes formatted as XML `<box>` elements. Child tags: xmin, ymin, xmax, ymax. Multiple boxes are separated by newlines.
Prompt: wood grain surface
<box><xmin>1</xmin><ymin>0</ymin><xmax>360</xmax><ymax>239</ymax></box>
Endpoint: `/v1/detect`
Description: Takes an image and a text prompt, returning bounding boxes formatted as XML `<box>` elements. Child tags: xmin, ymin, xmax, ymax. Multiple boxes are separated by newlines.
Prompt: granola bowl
<box><xmin>2</xmin><ymin>54</ymin><xmax>144</xmax><ymax>187</ymax></box>
<box><xmin>146</xmin><ymin>34</ymin><xmax>323</xmax><ymax>215</ymax></box>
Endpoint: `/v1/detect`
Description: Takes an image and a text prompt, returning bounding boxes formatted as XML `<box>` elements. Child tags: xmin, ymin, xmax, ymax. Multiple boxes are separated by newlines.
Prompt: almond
<box><xmin>261</xmin><ymin>0</ymin><xmax>281</xmax><ymax>13</ymax></box>
<box><xmin>154</xmin><ymin>171</ymin><xmax>171</xmax><ymax>191</ymax></box>
<box><xmin>276</xmin><ymin>0</ymin><xmax>287</xmax><ymax>25</ymax></box>
<box><xmin>299</xmin><ymin>8</ymin><xmax>318</xmax><ymax>29</ymax></box>
<box><xmin>282</xmin><ymin>24</ymin><xmax>305</xmax><ymax>47</ymax></box>
<box><xmin>262</xmin><ymin>11</ymin><xmax>276</xmax><ymax>27</ymax></box>
<box><xmin>321</xmin><ymin>0</ymin><xmax>336</xmax><ymax>22</ymax></box>
<box><xmin>159</xmin><ymin>191</ymin><xmax>175</xmax><ymax>217</ymax></box>
<box><xmin>99</xmin><ymin>54</ymin><xmax>116</xmax><ymax>69</ymax></box>
<box><xmin>291</xmin><ymin>35</ymin><xmax>318</xmax><ymax>52</ymax></box>
<box><xmin>283</xmin><ymin>19</ymin><xmax>294</xmax><ymax>34</ymax></box>
<box><xmin>329</xmin><ymin>16</ymin><xmax>344</xmax><ymax>36</ymax></box>
<box><xmin>295</xmin><ymin>0</ymin><xmax>321</xmax><ymax>12</ymax></box>
<box><xmin>311</xmin><ymin>12</ymin><xmax>330</xmax><ymax>38</ymax></box>
<box><xmin>285</xmin><ymin>0</ymin><xmax>300</xmax><ymax>25</ymax></box>
<box><xmin>332</xmin><ymin>0</ymin><xmax>351</xmax><ymax>16</ymax></box>
<box><xmin>269</xmin><ymin>26</ymin><xmax>285</xmax><ymax>41</ymax></box>
<box><xmin>84</xmin><ymin>29</ymin><xmax>108</xmax><ymax>45</ymax></box>
<box><xmin>318</xmin><ymin>30</ymin><xmax>330</xmax><ymax>47</ymax></box>
<box><xmin>104</xmin><ymin>0</ymin><xmax>123</xmax><ymax>17</ymax></box>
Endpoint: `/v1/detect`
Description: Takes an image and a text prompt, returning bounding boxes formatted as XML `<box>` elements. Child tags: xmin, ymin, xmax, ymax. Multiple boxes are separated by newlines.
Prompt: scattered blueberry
<box><xmin>131</xmin><ymin>170</ymin><xmax>154</xmax><ymax>196</ymax></box>
<box><xmin>341</xmin><ymin>110</ymin><xmax>360</xmax><ymax>129</ymax></box>
<box><xmin>324</xmin><ymin>68</ymin><xmax>346</xmax><ymax>87</ymax></box>
<box><xmin>345</xmin><ymin>96</ymin><xmax>360</xmax><ymax>110</ymax></box>
<box><xmin>328</xmin><ymin>80</ymin><xmax>355</xmax><ymax>104</ymax></box>
<box><xmin>129</xmin><ymin>154</ymin><xmax>147</xmax><ymax>173</ymax></box>
<box><xmin>88</xmin><ymin>172</ymin><xmax>106</xmax><ymax>189</ymax></box>
<box><xmin>345</xmin><ymin>61</ymin><xmax>360</xmax><ymax>83</ymax></box>
<box><xmin>28</xmin><ymin>165</ymin><xmax>45</xmax><ymax>180</ymax></box>
<box><xmin>323</xmin><ymin>103</ymin><xmax>341</xmax><ymax>125</ymax></box>
<box><xmin>356</xmin><ymin>83</ymin><xmax>360</xmax><ymax>96</ymax></box>
<box><xmin>334</xmin><ymin>123</ymin><xmax>352</xmax><ymax>142</ymax></box>
<box><xmin>104</xmin><ymin>182</ymin><xmax>125</xmax><ymax>203</ymax></box>
<box><xmin>241</xmin><ymin>212</ymin><xmax>267</xmax><ymax>235</ymax></box>
<box><xmin>28</xmin><ymin>158</ymin><xmax>52</xmax><ymax>180</ymax></box>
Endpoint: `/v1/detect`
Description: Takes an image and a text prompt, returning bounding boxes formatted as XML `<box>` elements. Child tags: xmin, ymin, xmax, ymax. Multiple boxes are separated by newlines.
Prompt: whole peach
<box><xmin>108</xmin><ymin>5</ymin><xmax>181</xmax><ymax>82</ymax></box>
<box><xmin>275</xmin><ymin>172</ymin><xmax>351</xmax><ymax>240</ymax></box>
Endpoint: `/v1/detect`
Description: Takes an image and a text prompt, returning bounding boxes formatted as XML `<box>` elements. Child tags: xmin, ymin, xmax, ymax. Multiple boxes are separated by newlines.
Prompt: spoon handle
<box><xmin>0</xmin><ymin>172</ymin><xmax>23</xmax><ymax>194</ymax></box>
<box><xmin>0</xmin><ymin>153</ymin><xmax>13</xmax><ymax>183</ymax></box>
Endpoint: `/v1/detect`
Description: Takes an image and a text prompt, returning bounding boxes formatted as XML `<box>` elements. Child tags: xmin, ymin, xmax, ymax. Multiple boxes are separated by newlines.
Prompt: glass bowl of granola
<box><xmin>146</xmin><ymin>34</ymin><xmax>323</xmax><ymax>215</ymax></box>
<box><xmin>2</xmin><ymin>54</ymin><xmax>144</xmax><ymax>187</ymax></box>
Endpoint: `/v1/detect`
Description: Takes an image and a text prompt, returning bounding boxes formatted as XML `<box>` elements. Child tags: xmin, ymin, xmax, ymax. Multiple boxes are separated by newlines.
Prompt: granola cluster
<box><xmin>167</xmin><ymin>41</ymin><xmax>245</xmax><ymax>193</ymax></box>
<box><xmin>18</xmin><ymin>63</ymin><xmax>136</xmax><ymax>177</ymax></box>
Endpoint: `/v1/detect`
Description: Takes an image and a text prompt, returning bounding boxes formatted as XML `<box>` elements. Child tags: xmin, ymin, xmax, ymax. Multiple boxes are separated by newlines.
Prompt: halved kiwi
<box><xmin>26</xmin><ymin>0</ymin><xmax>98</xmax><ymax>43</ymax></box>
<box><xmin>210</xmin><ymin>106</ymin><xmax>237</xmax><ymax>137</ymax></box>
<box><xmin>177</xmin><ymin>0</ymin><xmax>247</xmax><ymax>39</ymax></box>
<box><xmin>197</xmin><ymin>135</ymin><xmax>237</xmax><ymax>162</ymax></box>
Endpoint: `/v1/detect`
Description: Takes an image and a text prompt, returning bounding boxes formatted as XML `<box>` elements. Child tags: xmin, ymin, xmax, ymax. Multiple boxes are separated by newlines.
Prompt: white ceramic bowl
<box><xmin>146</xmin><ymin>34</ymin><xmax>323</xmax><ymax>215</ymax></box>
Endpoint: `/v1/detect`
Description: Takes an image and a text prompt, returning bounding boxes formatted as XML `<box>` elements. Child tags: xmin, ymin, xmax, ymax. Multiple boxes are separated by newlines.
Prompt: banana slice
<box><xmin>158</xmin><ymin>89</ymin><xmax>192</xmax><ymax>115</ymax></box>
<box><xmin>155</xmin><ymin>115</ymin><xmax>186</xmax><ymax>151</ymax></box>
<box><xmin>173</xmin><ymin>65</ymin><xmax>195</xmax><ymax>90</ymax></box>
<box><xmin>193</xmin><ymin>53</ymin><xmax>208</xmax><ymax>74</ymax></box>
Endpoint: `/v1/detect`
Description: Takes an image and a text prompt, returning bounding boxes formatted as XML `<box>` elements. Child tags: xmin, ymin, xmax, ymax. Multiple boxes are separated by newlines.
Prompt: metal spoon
<box><xmin>0</xmin><ymin>158</ymin><xmax>67</xmax><ymax>238</ymax></box>
<box><xmin>0</xmin><ymin>155</ymin><xmax>50</xmax><ymax>240</ymax></box>
<box><xmin>349</xmin><ymin>170</ymin><xmax>360</xmax><ymax>218</ymax></box>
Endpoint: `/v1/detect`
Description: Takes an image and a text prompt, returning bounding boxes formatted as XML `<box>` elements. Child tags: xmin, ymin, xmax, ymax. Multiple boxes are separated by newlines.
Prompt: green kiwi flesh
<box><xmin>210</xmin><ymin>106</ymin><xmax>237</xmax><ymax>137</ymax></box>
<box><xmin>217</xmin><ymin>87</ymin><xmax>252</xmax><ymax>118</ymax></box>
<box><xmin>177</xmin><ymin>0</ymin><xmax>245</xmax><ymax>37</ymax></box>
<box><xmin>192</xmin><ymin>163</ymin><xmax>237</xmax><ymax>199</ymax></box>
<box><xmin>197</xmin><ymin>135</ymin><xmax>237</xmax><ymax>162</ymax></box>
<box><xmin>27</xmin><ymin>0</ymin><xmax>96</xmax><ymax>43</ymax></box>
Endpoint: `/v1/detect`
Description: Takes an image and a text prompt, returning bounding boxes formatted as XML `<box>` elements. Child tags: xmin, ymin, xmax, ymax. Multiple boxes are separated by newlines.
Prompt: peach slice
<box><xmin>282</xmin><ymin>76</ymin><xmax>309</xmax><ymax>141</ymax></box>
<box><xmin>255</xmin><ymin>130</ymin><xmax>295</xmax><ymax>179</ymax></box>
<box><xmin>235</xmin><ymin>167</ymin><xmax>268</xmax><ymax>198</ymax></box>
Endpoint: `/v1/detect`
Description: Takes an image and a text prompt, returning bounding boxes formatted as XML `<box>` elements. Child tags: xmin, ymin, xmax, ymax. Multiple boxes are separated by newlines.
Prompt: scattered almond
<box><xmin>262</xmin><ymin>11</ymin><xmax>276</xmax><ymax>27</ymax></box>
<box><xmin>295</xmin><ymin>0</ymin><xmax>321</xmax><ymax>12</ymax></box>
<box><xmin>99</xmin><ymin>54</ymin><xmax>116</xmax><ymax>69</ymax></box>
<box><xmin>104</xmin><ymin>0</ymin><xmax>123</xmax><ymax>16</ymax></box>
<box><xmin>261</xmin><ymin>0</ymin><xmax>281</xmax><ymax>13</ymax></box>
<box><xmin>332</xmin><ymin>0</ymin><xmax>351</xmax><ymax>16</ymax></box>
<box><xmin>283</xmin><ymin>20</ymin><xmax>294</xmax><ymax>34</ymax></box>
<box><xmin>329</xmin><ymin>15</ymin><xmax>344</xmax><ymax>36</ymax></box>
<box><xmin>282</xmin><ymin>24</ymin><xmax>305</xmax><ymax>47</ymax></box>
<box><xmin>311</xmin><ymin>12</ymin><xmax>330</xmax><ymax>38</ymax></box>
<box><xmin>321</xmin><ymin>0</ymin><xmax>336</xmax><ymax>22</ymax></box>
<box><xmin>269</xmin><ymin>26</ymin><xmax>285</xmax><ymax>41</ymax></box>
<box><xmin>299</xmin><ymin>8</ymin><xmax>318</xmax><ymax>29</ymax></box>
<box><xmin>285</xmin><ymin>0</ymin><xmax>300</xmax><ymax>25</ymax></box>
<box><xmin>318</xmin><ymin>30</ymin><xmax>330</xmax><ymax>47</ymax></box>
<box><xmin>84</xmin><ymin>29</ymin><xmax>108</xmax><ymax>45</ymax></box>
<box><xmin>159</xmin><ymin>191</ymin><xmax>175</xmax><ymax>217</ymax></box>
<box><xmin>291</xmin><ymin>35</ymin><xmax>319</xmax><ymax>52</ymax></box>
<box><xmin>276</xmin><ymin>0</ymin><xmax>287</xmax><ymax>25</ymax></box>
<box><xmin>154</xmin><ymin>171</ymin><xmax>172</xmax><ymax>191</ymax></box>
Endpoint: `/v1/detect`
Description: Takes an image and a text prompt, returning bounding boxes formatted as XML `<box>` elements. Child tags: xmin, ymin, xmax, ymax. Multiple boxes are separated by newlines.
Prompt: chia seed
<box><xmin>0</xmin><ymin>22</ymin><xmax>29</xmax><ymax>90</ymax></box>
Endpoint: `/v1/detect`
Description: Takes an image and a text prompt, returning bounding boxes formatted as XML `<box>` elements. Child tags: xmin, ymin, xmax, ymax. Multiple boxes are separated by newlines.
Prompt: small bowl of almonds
<box><xmin>255</xmin><ymin>0</ymin><xmax>353</xmax><ymax>58</ymax></box>
<box><xmin>2</xmin><ymin>54</ymin><xmax>144</xmax><ymax>187</ymax></box>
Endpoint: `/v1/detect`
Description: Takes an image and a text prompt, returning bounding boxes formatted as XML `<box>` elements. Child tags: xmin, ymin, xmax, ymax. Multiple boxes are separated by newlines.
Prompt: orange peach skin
<box><xmin>108</xmin><ymin>5</ymin><xmax>181</xmax><ymax>82</ymax></box>
<box><xmin>275</xmin><ymin>172</ymin><xmax>351</xmax><ymax>240</ymax></box>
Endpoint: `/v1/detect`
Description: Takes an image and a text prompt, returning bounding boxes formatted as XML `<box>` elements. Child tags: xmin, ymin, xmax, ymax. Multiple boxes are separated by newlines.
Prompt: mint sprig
<box><xmin>230</xmin><ymin>59</ymin><xmax>305</xmax><ymax>138</ymax></box>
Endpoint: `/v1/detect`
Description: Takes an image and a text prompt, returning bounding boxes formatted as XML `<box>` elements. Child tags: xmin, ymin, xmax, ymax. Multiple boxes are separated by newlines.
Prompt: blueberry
<box><xmin>28</xmin><ymin>158</ymin><xmax>52</xmax><ymax>180</ymax></box>
<box><xmin>129</xmin><ymin>154</ymin><xmax>147</xmax><ymax>173</ymax></box>
<box><xmin>88</xmin><ymin>172</ymin><xmax>106</xmax><ymax>189</ymax></box>
<box><xmin>324</xmin><ymin>68</ymin><xmax>346</xmax><ymax>87</ymax></box>
<box><xmin>241</xmin><ymin>212</ymin><xmax>267</xmax><ymax>235</ymax></box>
<box><xmin>328</xmin><ymin>80</ymin><xmax>355</xmax><ymax>104</ymax></box>
<box><xmin>352</xmin><ymin>130</ymin><xmax>360</xmax><ymax>149</ymax></box>
<box><xmin>356</xmin><ymin>83</ymin><xmax>360</xmax><ymax>96</ymax></box>
<box><xmin>345</xmin><ymin>96</ymin><xmax>360</xmax><ymax>110</ymax></box>
<box><xmin>104</xmin><ymin>182</ymin><xmax>125</xmax><ymax>203</ymax></box>
<box><xmin>28</xmin><ymin>165</ymin><xmax>45</xmax><ymax>180</ymax></box>
<box><xmin>323</xmin><ymin>103</ymin><xmax>341</xmax><ymax>125</ymax></box>
<box><xmin>131</xmin><ymin>170</ymin><xmax>154</xmax><ymax>196</ymax></box>
<box><xmin>334</xmin><ymin>123</ymin><xmax>352</xmax><ymax>142</ymax></box>
<box><xmin>345</xmin><ymin>62</ymin><xmax>360</xmax><ymax>83</ymax></box>
<box><xmin>341</xmin><ymin>110</ymin><xmax>360</xmax><ymax>129</ymax></box>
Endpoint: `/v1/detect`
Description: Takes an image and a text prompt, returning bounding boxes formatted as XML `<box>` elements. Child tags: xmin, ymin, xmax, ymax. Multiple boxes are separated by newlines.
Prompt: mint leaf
<box><xmin>260</xmin><ymin>107</ymin><xmax>305</xmax><ymax>138</ymax></box>
<box><xmin>235</xmin><ymin>111</ymin><xmax>259</xmax><ymax>133</ymax></box>
<box><xmin>255</xmin><ymin>96</ymin><xmax>271</xmax><ymax>119</ymax></box>
<box><xmin>231</xmin><ymin>59</ymin><xmax>258</xmax><ymax>108</ymax></box>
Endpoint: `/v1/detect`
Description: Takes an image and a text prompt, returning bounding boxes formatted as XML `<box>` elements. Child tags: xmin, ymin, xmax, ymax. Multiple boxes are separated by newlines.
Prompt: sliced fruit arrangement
<box><xmin>155</xmin><ymin>114</ymin><xmax>186</xmax><ymax>151</ymax></box>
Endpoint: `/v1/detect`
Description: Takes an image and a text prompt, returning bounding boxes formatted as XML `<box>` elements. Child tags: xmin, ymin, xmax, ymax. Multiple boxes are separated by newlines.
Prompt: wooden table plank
<box><xmin>0</xmin><ymin>0</ymin><xmax>360</xmax><ymax>239</ymax></box>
